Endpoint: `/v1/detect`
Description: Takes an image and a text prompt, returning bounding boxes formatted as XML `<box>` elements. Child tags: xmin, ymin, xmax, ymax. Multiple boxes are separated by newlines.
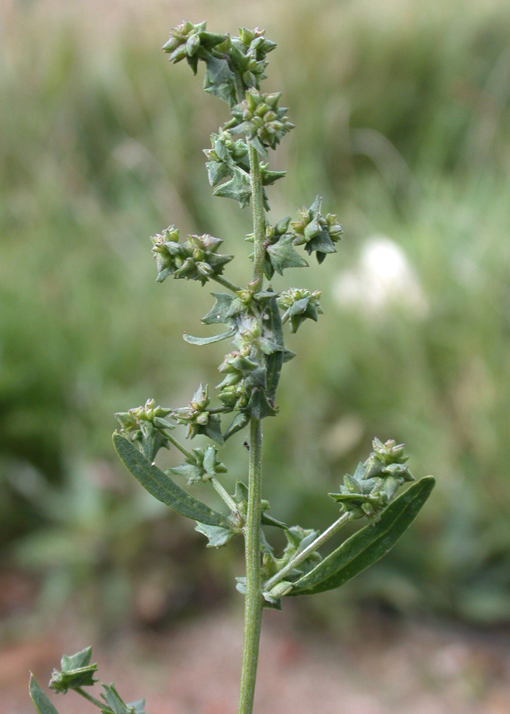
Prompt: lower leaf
<box><xmin>113</xmin><ymin>434</ymin><xmax>230</xmax><ymax>527</ymax></box>
<box><xmin>288</xmin><ymin>476</ymin><xmax>435</xmax><ymax>596</ymax></box>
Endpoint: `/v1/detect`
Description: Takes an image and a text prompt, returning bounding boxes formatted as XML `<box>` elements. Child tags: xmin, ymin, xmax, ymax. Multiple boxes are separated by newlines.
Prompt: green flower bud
<box><xmin>329</xmin><ymin>439</ymin><xmax>414</xmax><ymax>522</ymax></box>
<box><xmin>289</xmin><ymin>196</ymin><xmax>342</xmax><ymax>264</ymax></box>
<box><xmin>224</xmin><ymin>90</ymin><xmax>294</xmax><ymax>152</ymax></box>
<box><xmin>151</xmin><ymin>229</ymin><xmax>233</xmax><ymax>285</ymax></box>
<box><xmin>115</xmin><ymin>399</ymin><xmax>174</xmax><ymax>462</ymax></box>
<box><xmin>162</xmin><ymin>21</ymin><xmax>227</xmax><ymax>72</ymax></box>
<box><xmin>278</xmin><ymin>288</ymin><xmax>323</xmax><ymax>333</ymax></box>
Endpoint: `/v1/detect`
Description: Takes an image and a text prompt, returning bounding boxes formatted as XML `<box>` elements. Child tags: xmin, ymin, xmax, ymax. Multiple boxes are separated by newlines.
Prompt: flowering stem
<box><xmin>165</xmin><ymin>432</ymin><xmax>195</xmax><ymax>461</ymax></box>
<box><xmin>211</xmin><ymin>477</ymin><xmax>239</xmax><ymax>513</ymax></box>
<box><xmin>264</xmin><ymin>511</ymin><xmax>353</xmax><ymax>592</ymax></box>
<box><xmin>212</xmin><ymin>274</ymin><xmax>242</xmax><ymax>293</ymax></box>
<box><xmin>249</xmin><ymin>144</ymin><xmax>266</xmax><ymax>290</ymax></box>
<box><xmin>75</xmin><ymin>688</ymin><xmax>104</xmax><ymax>709</ymax></box>
<box><xmin>237</xmin><ymin>142</ymin><xmax>267</xmax><ymax>714</ymax></box>
<box><xmin>238</xmin><ymin>418</ymin><xmax>264</xmax><ymax>714</ymax></box>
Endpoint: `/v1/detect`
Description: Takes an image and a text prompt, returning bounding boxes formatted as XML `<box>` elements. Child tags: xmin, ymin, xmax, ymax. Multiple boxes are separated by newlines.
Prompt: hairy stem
<box><xmin>75</xmin><ymin>688</ymin><xmax>105</xmax><ymax>709</ymax></box>
<box><xmin>211</xmin><ymin>477</ymin><xmax>239</xmax><ymax>513</ymax></box>
<box><xmin>264</xmin><ymin>511</ymin><xmax>353</xmax><ymax>591</ymax></box>
<box><xmin>237</xmin><ymin>142</ymin><xmax>267</xmax><ymax>714</ymax></box>
<box><xmin>238</xmin><ymin>418</ymin><xmax>264</xmax><ymax>714</ymax></box>
<box><xmin>249</xmin><ymin>144</ymin><xmax>266</xmax><ymax>290</ymax></box>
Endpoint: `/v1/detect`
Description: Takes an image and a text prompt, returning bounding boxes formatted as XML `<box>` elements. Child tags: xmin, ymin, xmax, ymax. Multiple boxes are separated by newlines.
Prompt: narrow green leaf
<box><xmin>261</xmin><ymin>512</ymin><xmax>288</xmax><ymax>530</ymax></box>
<box><xmin>29</xmin><ymin>676</ymin><xmax>60</xmax><ymax>714</ymax></box>
<box><xmin>113</xmin><ymin>434</ymin><xmax>230</xmax><ymax>527</ymax></box>
<box><xmin>288</xmin><ymin>477</ymin><xmax>435</xmax><ymax>596</ymax></box>
<box><xmin>265</xmin><ymin>295</ymin><xmax>285</xmax><ymax>402</ymax></box>
<box><xmin>183</xmin><ymin>327</ymin><xmax>236</xmax><ymax>346</ymax></box>
<box><xmin>223</xmin><ymin>412</ymin><xmax>250</xmax><ymax>440</ymax></box>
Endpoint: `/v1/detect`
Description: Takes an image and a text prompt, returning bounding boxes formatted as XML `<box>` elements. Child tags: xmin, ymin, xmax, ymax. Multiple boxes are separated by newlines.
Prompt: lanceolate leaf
<box><xmin>183</xmin><ymin>327</ymin><xmax>236</xmax><ymax>346</ymax></box>
<box><xmin>29</xmin><ymin>676</ymin><xmax>60</xmax><ymax>714</ymax></box>
<box><xmin>113</xmin><ymin>434</ymin><xmax>230</xmax><ymax>527</ymax></box>
<box><xmin>288</xmin><ymin>477</ymin><xmax>435</xmax><ymax>596</ymax></box>
<box><xmin>265</xmin><ymin>294</ymin><xmax>285</xmax><ymax>402</ymax></box>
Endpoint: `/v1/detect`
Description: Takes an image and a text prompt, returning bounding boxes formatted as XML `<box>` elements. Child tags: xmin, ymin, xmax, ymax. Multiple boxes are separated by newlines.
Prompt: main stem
<box><xmin>237</xmin><ymin>144</ymin><xmax>266</xmax><ymax>714</ymax></box>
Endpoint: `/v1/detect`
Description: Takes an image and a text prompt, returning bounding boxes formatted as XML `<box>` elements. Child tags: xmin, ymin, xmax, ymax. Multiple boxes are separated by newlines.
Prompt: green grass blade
<box><xmin>289</xmin><ymin>476</ymin><xmax>435</xmax><ymax>596</ymax></box>
<box><xmin>113</xmin><ymin>434</ymin><xmax>230</xmax><ymax>527</ymax></box>
<box><xmin>29</xmin><ymin>675</ymin><xmax>60</xmax><ymax>714</ymax></box>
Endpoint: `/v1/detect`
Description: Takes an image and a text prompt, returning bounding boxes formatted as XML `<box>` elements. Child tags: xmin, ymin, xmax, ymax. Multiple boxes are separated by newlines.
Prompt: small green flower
<box><xmin>162</xmin><ymin>21</ymin><xmax>227</xmax><ymax>74</ymax></box>
<box><xmin>230</xmin><ymin>27</ymin><xmax>276</xmax><ymax>90</ymax></box>
<box><xmin>224</xmin><ymin>90</ymin><xmax>294</xmax><ymax>154</ymax></box>
<box><xmin>151</xmin><ymin>228</ymin><xmax>233</xmax><ymax>285</ymax></box>
<box><xmin>290</xmin><ymin>196</ymin><xmax>342</xmax><ymax>264</ymax></box>
<box><xmin>329</xmin><ymin>438</ymin><xmax>415</xmax><ymax>522</ymax></box>
<box><xmin>115</xmin><ymin>399</ymin><xmax>174</xmax><ymax>461</ymax></box>
<box><xmin>278</xmin><ymin>288</ymin><xmax>323</xmax><ymax>333</ymax></box>
<box><xmin>172</xmin><ymin>384</ymin><xmax>223</xmax><ymax>443</ymax></box>
<box><xmin>169</xmin><ymin>444</ymin><xmax>227</xmax><ymax>485</ymax></box>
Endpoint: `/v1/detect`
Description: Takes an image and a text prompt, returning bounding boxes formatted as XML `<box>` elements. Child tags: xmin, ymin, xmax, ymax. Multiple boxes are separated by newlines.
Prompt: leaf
<box><xmin>206</xmin><ymin>160</ymin><xmax>231</xmax><ymax>187</ymax></box>
<box><xmin>267</xmin><ymin>235</ymin><xmax>308</xmax><ymax>275</ymax></box>
<box><xmin>223</xmin><ymin>412</ymin><xmax>250</xmax><ymax>440</ymax></box>
<box><xmin>113</xmin><ymin>434</ymin><xmax>230</xmax><ymax>527</ymax></box>
<box><xmin>265</xmin><ymin>295</ymin><xmax>285</xmax><ymax>402</ymax></box>
<box><xmin>261</xmin><ymin>512</ymin><xmax>288</xmax><ymax>530</ymax></box>
<box><xmin>61</xmin><ymin>646</ymin><xmax>92</xmax><ymax>671</ymax></box>
<box><xmin>183</xmin><ymin>327</ymin><xmax>236</xmax><ymax>345</ymax></box>
<box><xmin>246</xmin><ymin>388</ymin><xmax>277</xmax><ymax>420</ymax></box>
<box><xmin>202</xmin><ymin>293</ymin><xmax>236</xmax><ymax>326</ymax></box>
<box><xmin>29</xmin><ymin>676</ymin><xmax>60</xmax><ymax>714</ymax></box>
<box><xmin>195</xmin><ymin>522</ymin><xmax>237</xmax><ymax>547</ymax></box>
<box><xmin>288</xmin><ymin>477</ymin><xmax>435</xmax><ymax>596</ymax></box>
<box><xmin>202</xmin><ymin>413</ymin><xmax>224</xmax><ymax>444</ymax></box>
<box><xmin>213</xmin><ymin>167</ymin><xmax>252</xmax><ymax>208</ymax></box>
<box><xmin>203</xmin><ymin>55</ymin><xmax>237</xmax><ymax>106</ymax></box>
<box><xmin>101</xmin><ymin>684</ymin><xmax>133</xmax><ymax>714</ymax></box>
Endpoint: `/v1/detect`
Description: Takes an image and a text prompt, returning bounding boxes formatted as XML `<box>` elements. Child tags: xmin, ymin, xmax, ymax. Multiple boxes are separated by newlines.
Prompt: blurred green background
<box><xmin>2</xmin><ymin>0</ymin><xmax>510</xmax><ymax>640</ymax></box>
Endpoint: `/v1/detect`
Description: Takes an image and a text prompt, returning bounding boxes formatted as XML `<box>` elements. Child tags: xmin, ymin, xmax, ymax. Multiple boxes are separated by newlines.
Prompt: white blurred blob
<box><xmin>333</xmin><ymin>236</ymin><xmax>429</xmax><ymax>317</ymax></box>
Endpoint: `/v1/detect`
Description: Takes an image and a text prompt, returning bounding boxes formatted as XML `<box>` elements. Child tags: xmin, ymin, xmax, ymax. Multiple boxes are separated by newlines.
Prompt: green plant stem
<box><xmin>75</xmin><ymin>688</ymin><xmax>104</xmax><ymax>709</ymax></box>
<box><xmin>166</xmin><ymin>432</ymin><xmax>195</xmax><ymax>460</ymax></box>
<box><xmin>212</xmin><ymin>274</ymin><xmax>242</xmax><ymax>293</ymax></box>
<box><xmin>237</xmin><ymin>142</ymin><xmax>267</xmax><ymax>714</ymax></box>
<box><xmin>249</xmin><ymin>144</ymin><xmax>266</xmax><ymax>290</ymax></box>
<box><xmin>238</xmin><ymin>417</ymin><xmax>264</xmax><ymax>714</ymax></box>
<box><xmin>264</xmin><ymin>511</ymin><xmax>353</xmax><ymax>591</ymax></box>
<box><xmin>211</xmin><ymin>477</ymin><xmax>239</xmax><ymax>513</ymax></box>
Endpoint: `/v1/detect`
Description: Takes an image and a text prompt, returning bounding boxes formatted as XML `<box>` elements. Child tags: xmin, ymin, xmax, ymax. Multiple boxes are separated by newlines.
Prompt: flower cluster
<box><xmin>171</xmin><ymin>384</ymin><xmax>223</xmax><ymax>444</ymax></box>
<box><xmin>169</xmin><ymin>444</ymin><xmax>227</xmax><ymax>485</ymax></box>
<box><xmin>114</xmin><ymin>399</ymin><xmax>174</xmax><ymax>461</ymax></box>
<box><xmin>225</xmin><ymin>90</ymin><xmax>295</xmax><ymax>154</ymax></box>
<box><xmin>290</xmin><ymin>196</ymin><xmax>343</xmax><ymax>264</ymax></box>
<box><xmin>278</xmin><ymin>288</ymin><xmax>323</xmax><ymax>333</ymax></box>
<box><xmin>162</xmin><ymin>21</ymin><xmax>227</xmax><ymax>74</ymax></box>
<box><xmin>217</xmin><ymin>348</ymin><xmax>266</xmax><ymax>411</ymax></box>
<box><xmin>205</xmin><ymin>131</ymin><xmax>285</xmax><ymax>209</ymax></box>
<box><xmin>151</xmin><ymin>227</ymin><xmax>233</xmax><ymax>285</ymax></box>
<box><xmin>329</xmin><ymin>438</ymin><xmax>415</xmax><ymax>522</ymax></box>
<box><xmin>229</xmin><ymin>27</ymin><xmax>276</xmax><ymax>90</ymax></box>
